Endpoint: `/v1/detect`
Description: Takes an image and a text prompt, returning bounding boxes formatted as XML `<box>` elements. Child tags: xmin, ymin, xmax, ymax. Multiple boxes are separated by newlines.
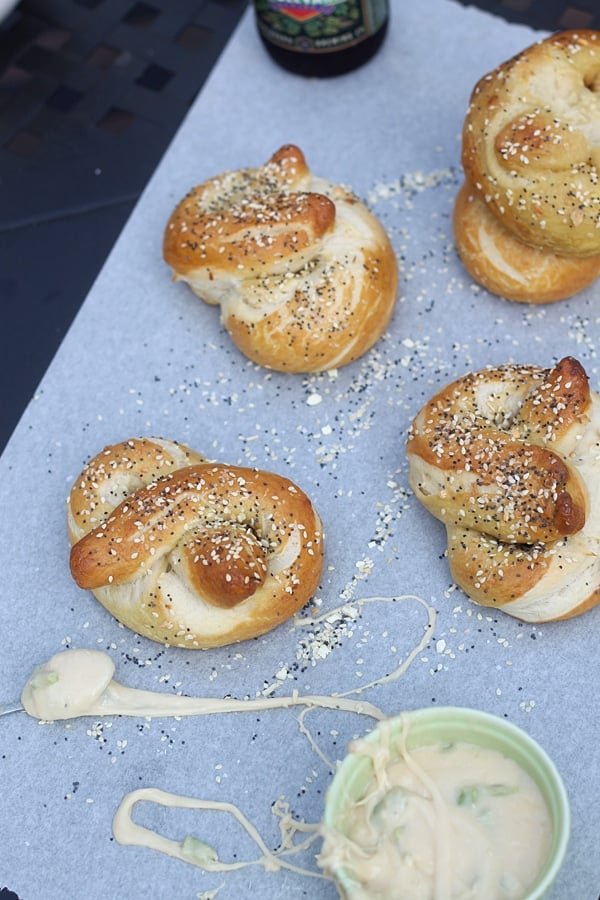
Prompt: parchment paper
<box><xmin>1</xmin><ymin>2</ymin><xmax>598</xmax><ymax>897</ymax></box>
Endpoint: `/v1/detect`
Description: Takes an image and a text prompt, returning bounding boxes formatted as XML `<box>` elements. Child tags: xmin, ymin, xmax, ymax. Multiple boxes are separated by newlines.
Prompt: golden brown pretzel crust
<box><xmin>407</xmin><ymin>357</ymin><xmax>600</xmax><ymax>622</ymax></box>
<box><xmin>68</xmin><ymin>438</ymin><xmax>324</xmax><ymax>648</ymax></box>
<box><xmin>462</xmin><ymin>30</ymin><xmax>600</xmax><ymax>258</ymax></box>
<box><xmin>453</xmin><ymin>181</ymin><xmax>600</xmax><ymax>303</ymax></box>
<box><xmin>163</xmin><ymin>144</ymin><xmax>398</xmax><ymax>373</ymax></box>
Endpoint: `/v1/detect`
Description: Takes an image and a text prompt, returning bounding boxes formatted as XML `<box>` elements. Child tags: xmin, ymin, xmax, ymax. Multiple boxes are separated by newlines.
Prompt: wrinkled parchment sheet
<box><xmin>1</xmin><ymin>2</ymin><xmax>598</xmax><ymax>897</ymax></box>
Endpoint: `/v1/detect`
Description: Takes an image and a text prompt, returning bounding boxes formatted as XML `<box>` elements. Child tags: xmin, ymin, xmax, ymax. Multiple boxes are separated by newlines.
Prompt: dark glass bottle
<box><xmin>253</xmin><ymin>1</ymin><xmax>389</xmax><ymax>78</ymax></box>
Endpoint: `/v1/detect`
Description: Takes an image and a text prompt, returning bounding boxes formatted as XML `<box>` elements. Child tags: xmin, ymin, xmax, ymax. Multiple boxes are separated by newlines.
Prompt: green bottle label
<box><xmin>255</xmin><ymin>1</ymin><xmax>387</xmax><ymax>54</ymax></box>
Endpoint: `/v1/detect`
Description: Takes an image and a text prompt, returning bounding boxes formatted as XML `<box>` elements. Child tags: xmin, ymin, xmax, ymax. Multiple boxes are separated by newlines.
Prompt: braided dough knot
<box><xmin>163</xmin><ymin>144</ymin><xmax>398</xmax><ymax>372</ymax></box>
<box><xmin>407</xmin><ymin>357</ymin><xmax>600</xmax><ymax>622</ymax></box>
<box><xmin>462</xmin><ymin>30</ymin><xmax>600</xmax><ymax>257</ymax></box>
<box><xmin>68</xmin><ymin>438</ymin><xmax>324</xmax><ymax>648</ymax></box>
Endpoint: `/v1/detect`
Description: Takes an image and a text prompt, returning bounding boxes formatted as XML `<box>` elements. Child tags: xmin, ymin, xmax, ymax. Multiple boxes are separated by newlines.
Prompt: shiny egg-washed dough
<box><xmin>453</xmin><ymin>180</ymin><xmax>600</xmax><ymax>303</ymax></box>
<box><xmin>68</xmin><ymin>437</ymin><xmax>324</xmax><ymax>648</ymax></box>
<box><xmin>462</xmin><ymin>30</ymin><xmax>600</xmax><ymax>258</ymax></box>
<box><xmin>407</xmin><ymin>357</ymin><xmax>600</xmax><ymax>622</ymax></box>
<box><xmin>163</xmin><ymin>144</ymin><xmax>398</xmax><ymax>372</ymax></box>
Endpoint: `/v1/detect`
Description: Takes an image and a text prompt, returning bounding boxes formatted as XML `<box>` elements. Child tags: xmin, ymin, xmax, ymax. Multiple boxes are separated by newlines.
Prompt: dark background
<box><xmin>1</xmin><ymin>0</ymin><xmax>600</xmax><ymax>453</ymax></box>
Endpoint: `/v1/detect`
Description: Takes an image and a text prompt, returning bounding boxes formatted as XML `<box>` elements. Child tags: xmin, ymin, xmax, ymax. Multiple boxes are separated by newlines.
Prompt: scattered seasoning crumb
<box><xmin>37</xmin><ymin>159</ymin><xmax>587</xmax><ymax>894</ymax></box>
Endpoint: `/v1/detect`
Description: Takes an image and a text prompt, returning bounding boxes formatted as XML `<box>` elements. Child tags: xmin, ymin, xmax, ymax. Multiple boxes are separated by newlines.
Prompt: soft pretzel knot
<box><xmin>453</xmin><ymin>180</ymin><xmax>600</xmax><ymax>303</ymax></box>
<box><xmin>407</xmin><ymin>357</ymin><xmax>600</xmax><ymax>622</ymax></box>
<box><xmin>163</xmin><ymin>144</ymin><xmax>398</xmax><ymax>372</ymax></box>
<box><xmin>462</xmin><ymin>30</ymin><xmax>600</xmax><ymax>258</ymax></box>
<box><xmin>68</xmin><ymin>438</ymin><xmax>324</xmax><ymax>648</ymax></box>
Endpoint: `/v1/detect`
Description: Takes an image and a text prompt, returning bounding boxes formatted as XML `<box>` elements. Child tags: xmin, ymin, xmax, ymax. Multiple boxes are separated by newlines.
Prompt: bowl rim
<box><xmin>322</xmin><ymin>705</ymin><xmax>571</xmax><ymax>900</ymax></box>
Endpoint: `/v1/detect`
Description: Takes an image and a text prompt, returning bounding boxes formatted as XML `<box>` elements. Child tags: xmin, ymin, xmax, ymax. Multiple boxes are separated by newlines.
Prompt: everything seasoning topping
<box><xmin>461</xmin><ymin>30</ymin><xmax>600</xmax><ymax>255</ymax></box>
<box><xmin>162</xmin><ymin>144</ymin><xmax>398</xmax><ymax>373</ymax></box>
<box><xmin>76</xmin><ymin>466</ymin><xmax>293</xmax><ymax>583</ymax></box>
<box><xmin>68</xmin><ymin>438</ymin><xmax>324</xmax><ymax>648</ymax></box>
<box><xmin>407</xmin><ymin>356</ymin><xmax>600</xmax><ymax>622</ymax></box>
<box><xmin>409</xmin><ymin>358</ymin><xmax>589</xmax><ymax>543</ymax></box>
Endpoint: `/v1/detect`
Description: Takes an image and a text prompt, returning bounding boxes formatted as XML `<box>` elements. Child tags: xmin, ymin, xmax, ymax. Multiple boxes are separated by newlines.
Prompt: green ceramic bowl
<box><xmin>321</xmin><ymin>706</ymin><xmax>570</xmax><ymax>899</ymax></box>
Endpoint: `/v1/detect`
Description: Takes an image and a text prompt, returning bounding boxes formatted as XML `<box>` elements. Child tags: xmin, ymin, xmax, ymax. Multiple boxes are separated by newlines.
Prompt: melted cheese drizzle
<box><xmin>112</xmin><ymin>791</ymin><xmax>324</xmax><ymax>880</ymax></box>
<box><xmin>319</xmin><ymin>716</ymin><xmax>552</xmax><ymax>900</ymax></box>
<box><xmin>20</xmin><ymin>648</ymin><xmax>386</xmax><ymax>722</ymax></box>
<box><xmin>21</xmin><ymin>595</ymin><xmax>434</xmax><ymax>726</ymax></box>
<box><xmin>19</xmin><ymin>594</ymin><xmax>436</xmax><ymax>884</ymax></box>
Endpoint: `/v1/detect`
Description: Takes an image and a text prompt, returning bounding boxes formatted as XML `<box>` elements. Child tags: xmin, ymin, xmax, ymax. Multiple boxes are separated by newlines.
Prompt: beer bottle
<box><xmin>253</xmin><ymin>1</ymin><xmax>389</xmax><ymax>77</ymax></box>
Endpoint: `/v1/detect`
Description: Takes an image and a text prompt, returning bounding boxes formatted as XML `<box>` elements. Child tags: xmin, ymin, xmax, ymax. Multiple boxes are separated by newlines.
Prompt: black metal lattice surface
<box><xmin>457</xmin><ymin>0</ymin><xmax>600</xmax><ymax>31</ymax></box>
<box><xmin>1</xmin><ymin>0</ymin><xmax>600</xmax><ymax>453</ymax></box>
<box><xmin>0</xmin><ymin>0</ymin><xmax>248</xmax><ymax>451</ymax></box>
<box><xmin>0</xmin><ymin>0</ymin><xmax>249</xmax><ymax>223</ymax></box>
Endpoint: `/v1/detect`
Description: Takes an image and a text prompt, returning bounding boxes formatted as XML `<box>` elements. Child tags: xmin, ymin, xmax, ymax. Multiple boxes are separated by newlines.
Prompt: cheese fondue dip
<box><xmin>320</xmin><ymin>727</ymin><xmax>552</xmax><ymax>900</ymax></box>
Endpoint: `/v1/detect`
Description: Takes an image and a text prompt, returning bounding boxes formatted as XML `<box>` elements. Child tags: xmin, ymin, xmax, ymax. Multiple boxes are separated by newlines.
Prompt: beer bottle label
<box><xmin>255</xmin><ymin>1</ymin><xmax>388</xmax><ymax>55</ymax></box>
